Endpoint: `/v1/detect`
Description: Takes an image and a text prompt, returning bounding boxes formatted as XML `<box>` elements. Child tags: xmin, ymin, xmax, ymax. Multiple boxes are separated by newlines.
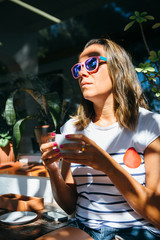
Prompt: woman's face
<box><xmin>78</xmin><ymin>44</ymin><xmax>113</xmax><ymax>105</ymax></box>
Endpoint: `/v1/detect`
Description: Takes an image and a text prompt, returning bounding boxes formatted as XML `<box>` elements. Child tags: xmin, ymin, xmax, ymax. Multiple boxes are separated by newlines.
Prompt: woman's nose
<box><xmin>78</xmin><ymin>64</ymin><xmax>89</xmax><ymax>77</ymax></box>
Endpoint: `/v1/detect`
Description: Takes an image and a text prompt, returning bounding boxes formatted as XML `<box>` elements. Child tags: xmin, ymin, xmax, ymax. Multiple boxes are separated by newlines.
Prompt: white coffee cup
<box><xmin>55</xmin><ymin>134</ymin><xmax>78</xmax><ymax>152</ymax></box>
<box><xmin>55</xmin><ymin>134</ymin><xmax>71</xmax><ymax>147</ymax></box>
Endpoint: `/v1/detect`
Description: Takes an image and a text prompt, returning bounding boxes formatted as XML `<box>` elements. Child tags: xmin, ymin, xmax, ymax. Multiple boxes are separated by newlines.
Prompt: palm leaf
<box><xmin>124</xmin><ymin>21</ymin><xmax>135</xmax><ymax>31</ymax></box>
<box><xmin>21</xmin><ymin>88</ymin><xmax>48</xmax><ymax>114</ymax></box>
<box><xmin>12</xmin><ymin>118</ymin><xmax>27</xmax><ymax>159</ymax></box>
<box><xmin>45</xmin><ymin>92</ymin><xmax>61</xmax><ymax>129</ymax></box>
<box><xmin>3</xmin><ymin>93</ymin><xmax>16</xmax><ymax>126</ymax></box>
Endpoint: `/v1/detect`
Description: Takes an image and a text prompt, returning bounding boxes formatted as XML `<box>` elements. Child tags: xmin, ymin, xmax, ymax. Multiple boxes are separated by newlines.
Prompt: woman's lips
<box><xmin>81</xmin><ymin>81</ymin><xmax>92</xmax><ymax>87</ymax></box>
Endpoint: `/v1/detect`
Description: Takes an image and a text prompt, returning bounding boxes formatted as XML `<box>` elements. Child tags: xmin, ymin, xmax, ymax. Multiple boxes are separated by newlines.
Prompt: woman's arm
<box><xmin>41</xmin><ymin>142</ymin><xmax>77</xmax><ymax>215</ymax></box>
<box><xmin>61</xmin><ymin>134</ymin><xmax>160</xmax><ymax>228</ymax></box>
<box><xmin>106</xmin><ymin>136</ymin><xmax>160</xmax><ymax>229</ymax></box>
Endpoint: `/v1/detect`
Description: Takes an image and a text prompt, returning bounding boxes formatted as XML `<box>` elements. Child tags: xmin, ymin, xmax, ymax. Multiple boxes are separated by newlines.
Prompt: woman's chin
<box><xmin>83</xmin><ymin>94</ymin><xmax>95</xmax><ymax>102</ymax></box>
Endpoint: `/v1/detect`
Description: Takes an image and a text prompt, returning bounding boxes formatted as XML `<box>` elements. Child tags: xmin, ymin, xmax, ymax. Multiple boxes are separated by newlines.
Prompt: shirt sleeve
<box><xmin>145</xmin><ymin>111</ymin><xmax>160</xmax><ymax>146</ymax></box>
<box><xmin>138</xmin><ymin>109</ymin><xmax>160</xmax><ymax>148</ymax></box>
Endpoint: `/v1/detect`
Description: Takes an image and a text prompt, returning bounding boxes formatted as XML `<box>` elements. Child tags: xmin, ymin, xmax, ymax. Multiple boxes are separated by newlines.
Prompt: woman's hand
<box><xmin>40</xmin><ymin>141</ymin><xmax>62</xmax><ymax>172</ymax></box>
<box><xmin>40</xmin><ymin>139</ymin><xmax>78</xmax><ymax>215</ymax></box>
<box><xmin>60</xmin><ymin>134</ymin><xmax>108</xmax><ymax>172</ymax></box>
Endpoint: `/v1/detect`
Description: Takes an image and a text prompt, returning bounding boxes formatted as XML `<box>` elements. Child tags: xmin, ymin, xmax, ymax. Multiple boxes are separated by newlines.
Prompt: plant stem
<box><xmin>139</xmin><ymin>23</ymin><xmax>150</xmax><ymax>55</ymax></box>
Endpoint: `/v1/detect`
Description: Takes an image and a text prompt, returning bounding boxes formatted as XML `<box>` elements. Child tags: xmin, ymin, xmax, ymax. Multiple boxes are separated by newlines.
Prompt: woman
<box><xmin>37</xmin><ymin>38</ymin><xmax>160</xmax><ymax>240</ymax></box>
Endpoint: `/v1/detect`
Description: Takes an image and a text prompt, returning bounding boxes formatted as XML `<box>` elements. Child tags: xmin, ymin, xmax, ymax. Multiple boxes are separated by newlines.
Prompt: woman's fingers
<box><xmin>59</xmin><ymin>134</ymin><xmax>92</xmax><ymax>153</ymax></box>
<box><xmin>41</xmin><ymin>147</ymin><xmax>61</xmax><ymax>161</ymax></box>
<box><xmin>60</xmin><ymin>142</ymin><xmax>89</xmax><ymax>153</ymax></box>
<box><xmin>41</xmin><ymin>148</ymin><xmax>62</xmax><ymax>170</ymax></box>
<box><xmin>65</xmin><ymin>134</ymin><xmax>90</xmax><ymax>143</ymax></box>
<box><xmin>42</xmin><ymin>153</ymin><xmax>61</xmax><ymax>166</ymax></box>
<box><xmin>40</xmin><ymin>141</ymin><xmax>58</xmax><ymax>153</ymax></box>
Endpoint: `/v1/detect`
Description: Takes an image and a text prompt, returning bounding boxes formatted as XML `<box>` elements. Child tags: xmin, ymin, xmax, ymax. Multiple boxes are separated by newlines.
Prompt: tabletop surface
<box><xmin>0</xmin><ymin>203</ymin><xmax>68</xmax><ymax>240</ymax></box>
<box><xmin>0</xmin><ymin>161</ymin><xmax>49</xmax><ymax>177</ymax></box>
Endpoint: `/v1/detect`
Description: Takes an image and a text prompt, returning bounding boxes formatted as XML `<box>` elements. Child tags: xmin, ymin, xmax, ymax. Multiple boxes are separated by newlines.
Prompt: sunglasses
<box><xmin>71</xmin><ymin>56</ymin><xmax>107</xmax><ymax>79</ymax></box>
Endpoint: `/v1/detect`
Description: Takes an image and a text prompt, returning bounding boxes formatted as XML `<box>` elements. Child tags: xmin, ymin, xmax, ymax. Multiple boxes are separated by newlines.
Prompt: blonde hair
<box><xmin>72</xmin><ymin>38</ymin><xmax>147</xmax><ymax>131</ymax></box>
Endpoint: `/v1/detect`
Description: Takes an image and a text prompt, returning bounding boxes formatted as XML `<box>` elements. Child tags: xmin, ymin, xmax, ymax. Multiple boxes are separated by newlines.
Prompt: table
<box><xmin>0</xmin><ymin>162</ymin><xmax>53</xmax><ymax>203</ymax></box>
<box><xmin>0</xmin><ymin>203</ymin><xmax>68</xmax><ymax>240</ymax></box>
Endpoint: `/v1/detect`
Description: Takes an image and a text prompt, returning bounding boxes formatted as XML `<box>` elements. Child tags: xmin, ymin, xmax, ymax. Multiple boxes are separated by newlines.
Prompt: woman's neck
<box><xmin>92</xmin><ymin>100</ymin><xmax>116</xmax><ymax>127</ymax></box>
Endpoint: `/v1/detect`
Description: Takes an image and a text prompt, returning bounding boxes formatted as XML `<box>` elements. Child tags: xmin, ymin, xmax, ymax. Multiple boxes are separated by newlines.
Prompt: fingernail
<box><xmin>57</xmin><ymin>153</ymin><xmax>62</xmax><ymax>158</ymax></box>
<box><xmin>60</xmin><ymin>144</ymin><xmax>63</xmax><ymax>148</ymax></box>
<box><xmin>53</xmin><ymin>142</ymin><xmax>57</xmax><ymax>147</ymax></box>
<box><xmin>54</xmin><ymin>148</ymin><xmax>60</xmax><ymax>152</ymax></box>
<box><xmin>51</xmin><ymin>132</ymin><xmax>56</xmax><ymax>136</ymax></box>
<box><xmin>65</xmin><ymin>134</ymin><xmax>70</xmax><ymax>138</ymax></box>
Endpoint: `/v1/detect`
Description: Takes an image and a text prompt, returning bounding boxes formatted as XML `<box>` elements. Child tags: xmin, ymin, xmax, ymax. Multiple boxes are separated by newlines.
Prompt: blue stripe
<box><xmin>73</xmin><ymin>174</ymin><xmax>106</xmax><ymax>177</ymax></box>
<box><xmin>77</xmin><ymin>203</ymin><xmax>133</xmax><ymax>214</ymax></box>
<box><xmin>71</xmin><ymin>162</ymin><xmax>145</xmax><ymax>169</ymax></box>
<box><xmin>76</xmin><ymin>213</ymin><xmax>145</xmax><ymax>224</ymax></box>
<box><xmin>131</xmin><ymin>172</ymin><xmax>145</xmax><ymax>176</ymax></box>
<box><xmin>110</xmin><ymin>152</ymin><xmax>144</xmax><ymax>156</ymax></box>
<box><xmin>77</xmin><ymin>180</ymin><xmax>145</xmax><ymax>187</ymax></box>
<box><xmin>120</xmin><ymin>162</ymin><xmax>145</xmax><ymax>166</ymax></box>
<box><xmin>80</xmin><ymin>195</ymin><xmax>126</xmax><ymax>205</ymax></box>
<box><xmin>73</xmin><ymin>172</ymin><xmax>145</xmax><ymax>178</ymax></box>
<box><xmin>79</xmin><ymin>191</ymin><xmax>121</xmax><ymax>197</ymax></box>
<box><xmin>71</xmin><ymin>162</ymin><xmax>145</xmax><ymax>168</ymax></box>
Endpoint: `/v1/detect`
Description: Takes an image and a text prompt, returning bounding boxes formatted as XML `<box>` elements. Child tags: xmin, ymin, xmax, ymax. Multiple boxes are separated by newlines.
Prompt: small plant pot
<box><xmin>34</xmin><ymin>125</ymin><xmax>55</xmax><ymax>146</ymax></box>
<box><xmin>0</xmin><ymin>142</ymin><xmax>15</xmax><ymax>164</ymax></box>
<box><xmin>0</xmin><ymin>193</ymin><xmax>44</xmax><ymax>212</ymax></box>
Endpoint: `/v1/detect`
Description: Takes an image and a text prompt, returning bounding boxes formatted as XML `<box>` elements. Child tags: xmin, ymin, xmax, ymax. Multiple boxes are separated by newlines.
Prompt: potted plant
<box><xmin>20</xmin><ymin>74</ymin><xmax>64</xmax><ymax>146</ymax></box>
<box><xmin>0</xmin><ymin>90</ymin><xmax>28</xmax><ymax>163</ymax></box>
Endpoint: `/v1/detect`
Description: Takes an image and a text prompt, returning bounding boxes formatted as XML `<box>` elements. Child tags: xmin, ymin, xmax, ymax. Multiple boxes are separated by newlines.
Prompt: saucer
<box><xmin>0</xmin><ymin>211</ymin><xmax>37</xmax><ymax>225</ymax></box>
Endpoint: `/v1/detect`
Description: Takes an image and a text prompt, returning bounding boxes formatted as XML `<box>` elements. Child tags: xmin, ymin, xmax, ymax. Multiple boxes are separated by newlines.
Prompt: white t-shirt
<box><xmin>60</xmin><ymin>107</ymin><xmax>160</xmax><ymax>233</ymax></box>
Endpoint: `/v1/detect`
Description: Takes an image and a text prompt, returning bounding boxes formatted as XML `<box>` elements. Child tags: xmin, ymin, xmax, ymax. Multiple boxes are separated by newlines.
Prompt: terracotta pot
<box><xmin>34</xmin><ymin>125</ymin><xmax>55</xmax><ymax>146</ymax></box>
<box><xmin>0</xmin><ymin>193</ymin><xmax>44</xmax><ymax>212</ymax></box>
<box><xmin>0</xmin><ymin>142</ymin><xmax>15</xmax><ymax>164</ymax></box>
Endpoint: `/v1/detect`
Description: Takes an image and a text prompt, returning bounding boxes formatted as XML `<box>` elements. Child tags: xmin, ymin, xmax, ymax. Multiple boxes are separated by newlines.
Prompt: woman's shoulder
<box><xmin>133</xmin><ymin>107</ymin><xmax>160</xmax><ymax>150</ymax></box>
<box><xmin>139</xmin><ymin>107</ymin><xmax>160</xmax><ymax>122</ymax></box>
<box><xmin>138</xmin><ymin>107</ymin><xmax>160</xmax><ymax>132</ymax></box>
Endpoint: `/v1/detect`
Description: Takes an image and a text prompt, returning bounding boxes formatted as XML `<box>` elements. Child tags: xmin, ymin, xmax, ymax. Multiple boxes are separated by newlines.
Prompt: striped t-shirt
<box><xmin>60</xmin><ymin>107</ymin><xmax>160</xmax><ymax>233</ymax></box>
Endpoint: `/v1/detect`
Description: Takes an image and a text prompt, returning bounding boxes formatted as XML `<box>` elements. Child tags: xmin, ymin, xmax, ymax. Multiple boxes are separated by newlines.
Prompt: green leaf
<box><xmin>0</xmin><ymin>138</ymin><xmax>9</xmax><ymax>147</ymax></box>
<box><xmin>151</xmin><ymin>87</ymin><xmax>158</xmax><ymax>92</ymax></box>
<box><xmin>129</xmin><ymin>16</ymin><xmax>136</xmax><ymax>20</ymax></box>
<box><xmin>155</xmin><ymin>92</ymin><xmax>160</xmax><ymax>97</ymax></box>
<box><xmin>140</xmin><ymin>11</ymin><xmax>148</xmax><ymax>16</ymax></box>
<box><xmin>144</xmin><ymin>62</ymin><xmax>151</xmax><ymax>67</ymax></box>
<box><xmin>0</xmin><ymin>131</ymin><xmax>9</xmax><ymax>138</ymax></box>
<box><xmin>134</xmin><ymin>11</ymin><xmax>140</xmax><ymax>16</ymax></box>
<box><xmin>149</xmin><ymin>51</ymin><xmax>157</xmax><ymax>57</ymax></box>
<box><xmin>152</xmin><ymin>23</ymin><xmax>160</xmax><ymax>29</ymax></box>
<box><xmin>135</xmin><ymin>68</ymin><xmax>143</xmax><ymax>72</ymax></box>
<box><xmin>149</xmin><ymin>51</ymin><xmax>159</xmax><ymax>62</ymax></box>
<box><xmin>45</xmin><ymin>92</ymin><xmax>61</xmax><ymax>129</ymax></box>
<box><xmin>3</xmin><ymin>94</ymin><xmax>16</xmax><ymax>126</ymax></box>
<box><xmin>21</xmin><ymin>88</ymin><xmax>47</xmax><ymax>114</ymax></box>
<box><xmin>147</xmin><ymin>67</ymin><xmax>155</xmax><ymax>72</ymax></box>
<box><xmin>13</xmin><ymin>118</ymin><xmax>26</xmax><ymax>159</ymax></box>
<box><xmin>136</xmin><ymin>16</ymin><xmax>146</xmax><ymax>23</ymax></box>
<box><xmin>124</xmin><ymin>21</ymin><xmax>135</xmax><ymax>31</ymax></box>
<box><xmin>6</xmin><ymin>135</ymin><xmax>12</xmax><ymax>140</ymax></box>
<box><xmin>144</xmin><ymin>15</ymin><xmax>154</xmax><ymax>20</ymax></box>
